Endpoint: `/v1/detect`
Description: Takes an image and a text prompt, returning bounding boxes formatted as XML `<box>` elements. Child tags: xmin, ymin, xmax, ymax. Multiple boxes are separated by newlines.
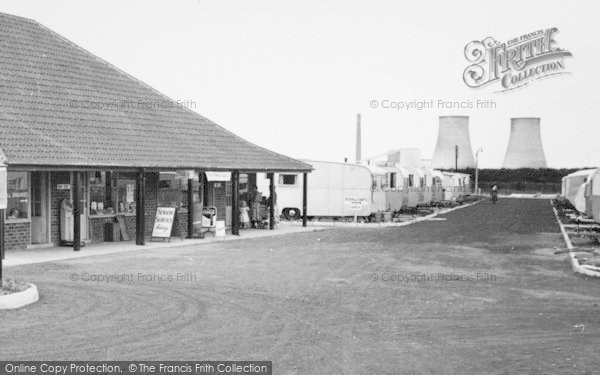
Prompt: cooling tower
<box><xmin>431</xmin><ymin>116</ymin><xmax>476</xmax><ymax>169</ymax></box>
<box><xmin>502</xmin><ymin>118</ymin><xmax>547</xmax><ymax>168</ymax></box>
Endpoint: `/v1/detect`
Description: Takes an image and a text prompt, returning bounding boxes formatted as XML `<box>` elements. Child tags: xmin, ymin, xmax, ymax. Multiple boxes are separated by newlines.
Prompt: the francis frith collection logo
<box><xmin>463</xmin><ymin>28</ymin><xmax>572</xmax><ymax>92</ymax></box>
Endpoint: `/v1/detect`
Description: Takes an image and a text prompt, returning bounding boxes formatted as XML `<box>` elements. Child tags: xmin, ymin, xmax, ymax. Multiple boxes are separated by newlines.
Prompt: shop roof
<box><xmin>0</xmin><ymin>13</ymin><xmax>311</xmax><ymax>172</ymax></box>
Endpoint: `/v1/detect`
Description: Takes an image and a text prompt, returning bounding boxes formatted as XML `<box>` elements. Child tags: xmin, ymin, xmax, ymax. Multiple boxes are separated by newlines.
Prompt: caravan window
<box><xmin>388</xmin><ymin>173</ymin><xmax>396</xmax><ymax>188</ymax></box>
<box><xmin>279</xmin><ymin>174</ymin><xmax>298</xmax><ymax>186</ymax></box>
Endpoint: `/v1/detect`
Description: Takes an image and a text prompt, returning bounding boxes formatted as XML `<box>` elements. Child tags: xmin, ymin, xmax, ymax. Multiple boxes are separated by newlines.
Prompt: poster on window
<box><xmin>126</xmin><ymin>183</ymin><xmax>134</xmax><ymax>203</ymax></box>
<box><xmin>151</xmin><ymin>207</ymin><xmax>176</xmax><ymax>238</ymax></box>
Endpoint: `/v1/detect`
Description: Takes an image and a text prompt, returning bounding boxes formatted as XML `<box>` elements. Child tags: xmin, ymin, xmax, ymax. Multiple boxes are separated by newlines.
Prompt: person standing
<box><xmin>250</xmin><ymin>185</ymin><xmax>262</xmax><ymax>228</ymax></box>
<box><xmin>491</xmin><ymin>184</ymin><xmax>498</xmax><ymax>204</ymax></box>
<box><xmin>240</xmin><ymin>201</ymin><xmax>250</xmax><ymax>229</ymax></box>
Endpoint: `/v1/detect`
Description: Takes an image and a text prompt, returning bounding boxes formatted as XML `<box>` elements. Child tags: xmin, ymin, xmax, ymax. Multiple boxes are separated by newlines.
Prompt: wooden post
<box><xmin>269</xmin><ymin>173</ymin><xmax>275</xmax><ymax>230</ymax></box>
<box><xmin>302</xmin><ymin>172</ymin><xmax>308</xmax><ymax>227</ymax></box>
<box><xmin>0</xmin><ymin>209</ymin><xmax>4</xmax><ymax>286</ymax></box>
<box><xmin>136</xmin><ymin>170</ymin><xmax>146</xmax><ymax>245</ymax></box>
<box><xmin>73</xmin><ymin>172</ymin><xmax>81</xmax><ymax>251</ymax></box>
<box><xmin>187</xmin><ymin>177</ymin><xmax>194</xmax><ymax>238</ymax></box>
<box><xmin>231</xmin><ymin>170</ymin><xmax>240</xmax><ymax>235</ymax></box>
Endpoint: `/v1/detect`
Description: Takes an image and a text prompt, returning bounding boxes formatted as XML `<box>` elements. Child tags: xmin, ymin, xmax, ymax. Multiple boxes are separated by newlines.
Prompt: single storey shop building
<box><xmin>0</xmin><ymin>13</ymin><xmax>311</xmax><ymax>252</ymax></box>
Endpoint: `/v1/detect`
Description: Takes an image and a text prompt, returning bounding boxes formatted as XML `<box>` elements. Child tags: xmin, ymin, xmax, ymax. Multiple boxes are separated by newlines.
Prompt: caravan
<box><xmin>258</xmin><ymin>160</ymin><xmax>374</xmax><ymax>220</ymax></box>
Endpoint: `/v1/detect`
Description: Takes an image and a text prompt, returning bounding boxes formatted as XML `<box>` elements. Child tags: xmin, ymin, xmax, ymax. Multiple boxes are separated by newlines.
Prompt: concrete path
<box><xmin>3</xmin><ymin>225</ymin><xmax>325</xmax><ymax>267</ymax></box>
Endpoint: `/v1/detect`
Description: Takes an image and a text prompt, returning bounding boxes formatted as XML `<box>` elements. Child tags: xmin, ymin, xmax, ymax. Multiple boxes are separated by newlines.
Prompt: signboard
<box><xmin>151</xmin><ymin>207</ymin><xmax>176</xmax><ymax>238</ymax></box>
<box><xmin>57</xmin><ymin>184</ymin><xmax>71</xmax><ymax>190</ymax></box>
<box><xmin>0</xmin><ymin>165</ymin><xmax>6</xmax><ymax>209</ymax></box>
<box><xmin>344</xmin><ymin>197</ymin><xmax>368</xmax><ymax>211</ymax></box>
<box><xmin>205</xmin><ymin>171</ymin><xmax>232</xmax><ymax>182</ymax></box>
<box><xmin>216</xmin><ymin>220</ymin><xmax>226</xmax><ymax>237</ymax></box>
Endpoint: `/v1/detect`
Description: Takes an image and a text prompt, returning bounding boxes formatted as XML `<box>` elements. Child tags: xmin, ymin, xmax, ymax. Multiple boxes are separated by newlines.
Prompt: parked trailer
<box><xmin>441</xmin><ymin>172</ymin><xmax>471</xmax><ymax>200</ymax></box>
<box><xmin>366</xmin><ymin>164</ymin><xmax>387</xmax><ymax>213</ymax></box>
<box><xmin>415</xmin><ymin>167</ymin><xmax>433</xmax><ymax>205</ymax></box>
<box><xmin>376</xmin><ymin>164</ymin><xmax>404</xmax><ymax>212</ymax></box>
<box><xmin>428</xmin><ymin>169</ymin><xmax>445</xmax><ymax>203</ymax></box>
<box><xmin>396</xmin><ymin>166</ymin><xmax>420</xmax><ymax>208</ymax></box>
<box><xmin>258</xmin><ymin>160</ymin><xmax>374</xmax><ymax>219</ymax></box>
<box><xmin>562</xmin><ymin>169</ymin><xmax>597</xmax><ymax>213</ymax></box>
<box><xmin>586</xmin><ymin>169</ymin><xmax>600</xmax><ymax>222</ymax></box>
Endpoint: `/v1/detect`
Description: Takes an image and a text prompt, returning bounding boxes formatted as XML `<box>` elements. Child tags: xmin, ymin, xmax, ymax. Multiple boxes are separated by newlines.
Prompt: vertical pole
<box><xmin>136</xmin><ymin>170</ymin><xmax>146</xmax><ymax>245</ymax></box>
<box><xmin>455</xmin><ymin>145</ymin><xmax>458</xmax><ymax>172</ymax></box>
<box><xmin>269</xmin><ymin>173</ymin><xmax>275</xmax><ymax>230</ymax></box>
<box><xmin>187</xmin><ymin>177</ymin><xmax>194</xmax><ymax>238</ymax></box>
<box><xmin>475</xmin><ymin>162</ymin><xmax>479</xmax><ymax>196</ymax></box>
<box><xmin>302</xmin><ymin>173</ymin><xmax>308</xmax><ymax>227</ymax></box>
<box><xmin>231</xmin><ymin>170</ymin><xmax>240</xmax><ymax>236</ymax></box>
<box><xmin>0</xmin><ymin>209</ymin><xmax>4</xmax><ymax>286</ymax></box>
<box><xmin>73</xmin><ymin>172</ymin><xmax>81</xmax><ymax>251</ymax></box>
<box><xmin>105</xmin><ymin>171</ymin><xmax>112</xmax><ymax>209</ymax></box>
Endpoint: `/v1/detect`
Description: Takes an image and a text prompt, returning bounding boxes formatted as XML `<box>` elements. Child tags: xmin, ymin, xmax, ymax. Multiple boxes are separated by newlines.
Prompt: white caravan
<box><xmin>258</xmin><ymin>160</ymin><xmax>374</xmax><ymax>219</ymax></box>
<box><xmin>562</xmin><ymin>169</ymin><xmax>597</xmax><ymax>212</ymax></box>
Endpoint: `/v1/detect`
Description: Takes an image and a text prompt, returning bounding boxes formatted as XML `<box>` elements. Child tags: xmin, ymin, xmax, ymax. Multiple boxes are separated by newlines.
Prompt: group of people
<box><xmin>239</xmin><ymin>185</ymin><xmax>278</xmax><ymax>228</ymax></box>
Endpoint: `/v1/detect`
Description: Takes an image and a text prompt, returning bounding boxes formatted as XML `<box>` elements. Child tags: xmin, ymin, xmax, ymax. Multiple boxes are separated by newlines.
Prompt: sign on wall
<box><xmin>0</xmin><ymin>165</ymin><xmax>6</xmax><ymax>209</ymax></box>
<box><xmin>151</xmin><ymin>207</ymin><xmax>176</xmax><ymax>238</ymax></box>
<box><xmin>205</xmin><ymin>171</ymin><xmax>231</xmax><ymax>182</ymax></box>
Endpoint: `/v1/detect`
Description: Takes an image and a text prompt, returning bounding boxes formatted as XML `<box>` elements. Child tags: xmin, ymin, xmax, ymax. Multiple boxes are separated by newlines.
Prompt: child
<box><xmin>240</xmin><ymin>201</ymin><xmax>250</xmax><ymax>228</ymax></box>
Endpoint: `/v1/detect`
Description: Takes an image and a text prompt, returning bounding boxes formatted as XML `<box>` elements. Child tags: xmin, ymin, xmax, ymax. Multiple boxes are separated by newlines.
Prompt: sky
<box><xmin>0</xmin><ymin>0</ymin><xmax>598</xmax><ymax>168</ymax></box>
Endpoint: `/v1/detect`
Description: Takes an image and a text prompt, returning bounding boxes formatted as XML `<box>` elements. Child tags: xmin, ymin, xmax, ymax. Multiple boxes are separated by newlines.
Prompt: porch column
<box><xmin>269</xmin><ymin>173</ymin><xmax>275</xmax><ymax>230</ymax></box>
<box><xmin>0</xmin><ymin>209</ymin><xmax>4</xmax><ymax>286</ymax></box>
<box><xmin>73</xmin><ymin>172</ymin><xmax>81</xmax><ymax>251</ymax></box>
<box><xmin>302</xmin><ymin>172</ymin><xmax>307</xmax><ymax>227</ymax></box>
<box><xmin>0</xmin><ymin>209</ymin><xmax>4</xmax><ymax>260</ymax></box>
<box><xmin>231</xmin><ymin>170</ymin><xmax>240</xmax><ymax>235</ymax></box>
<box><xmin>136</xmin><ymin>170</ymin><xmax>146</xmax><ymax>245</ymax></box>
<box><xmin>187</xmin><ymin>176</ymin><xmax>194</xmax><ymax>238</ymax></box>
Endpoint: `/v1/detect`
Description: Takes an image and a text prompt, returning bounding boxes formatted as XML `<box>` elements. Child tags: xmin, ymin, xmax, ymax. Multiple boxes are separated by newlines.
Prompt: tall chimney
<box><xmin>502</xmin><ymin>117</ymin><xmax>547</xmax><ymax>168</ymax></box>
<box><xmin>355</xmin><ymin>113</ymin><xmax>361</xmax><ymax>163</ymax></box>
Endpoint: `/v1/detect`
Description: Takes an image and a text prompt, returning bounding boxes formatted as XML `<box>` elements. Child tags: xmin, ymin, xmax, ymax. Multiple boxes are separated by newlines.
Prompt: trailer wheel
<box><xmin>283</xmin><ymin>207</ymin><xmax>301</xmax><ymax>220</ymax></box>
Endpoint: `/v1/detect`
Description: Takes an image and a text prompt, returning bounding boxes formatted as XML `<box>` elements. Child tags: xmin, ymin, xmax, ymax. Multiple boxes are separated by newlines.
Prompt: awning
<box><xmin>205</xmin><ymin>171</ymin><xmax>232</xmax><ymax>182</ymax></box>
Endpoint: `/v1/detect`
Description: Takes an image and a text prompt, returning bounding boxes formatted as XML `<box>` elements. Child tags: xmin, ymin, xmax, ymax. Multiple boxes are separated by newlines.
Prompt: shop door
<box><xmin>31</xmin><ymin>171</ymin><xmax>49</xmax><ymax>244</ymax></box>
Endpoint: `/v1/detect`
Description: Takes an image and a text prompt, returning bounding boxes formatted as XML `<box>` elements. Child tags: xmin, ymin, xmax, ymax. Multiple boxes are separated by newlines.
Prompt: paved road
<box><xmin>1</xmin><ymin>199</ymin><xmax>599</xmax><ymax>374</ymax></box>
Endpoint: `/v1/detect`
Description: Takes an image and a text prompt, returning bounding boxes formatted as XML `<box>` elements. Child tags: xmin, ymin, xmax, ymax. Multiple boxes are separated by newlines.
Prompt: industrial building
<box><xmin>431</xmin><ymin>116</ymin><xmax>476</xmax><ymax>170</ymax></box>
<box><xmin>502</xmin><ymin>118</ymin><xmax>548</xmax><ymax>169</ymax></box>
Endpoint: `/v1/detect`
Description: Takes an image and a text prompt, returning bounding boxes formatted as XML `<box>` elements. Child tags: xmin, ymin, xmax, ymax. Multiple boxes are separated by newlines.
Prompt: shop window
<box><xmin>408</xmin><ymin>175</ymin><xmax>414</xmax><ymax>188</ymax></box>
<box><xmin>89</xmin><ymin>171</ymin><xmax>110</xmax><ymax>215</ymax></box>
<box><xmin>279</xmin><ymin>174</ymin><xmax>297</xmax><ymax>186</ymax></box>
<box><xmin>158</xmin><ymin>172</ymin><xmax>183</xmax><ymax>208</ymax></box>
<box><xmin>6</xmin><ymin>171</ymin><xmax>29</xmax><ymax>220</ymax></box>
<box><xmin>115</xmin><ymin>178</ymin><xmax>135</xmax><ymax>214</ymax></box>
